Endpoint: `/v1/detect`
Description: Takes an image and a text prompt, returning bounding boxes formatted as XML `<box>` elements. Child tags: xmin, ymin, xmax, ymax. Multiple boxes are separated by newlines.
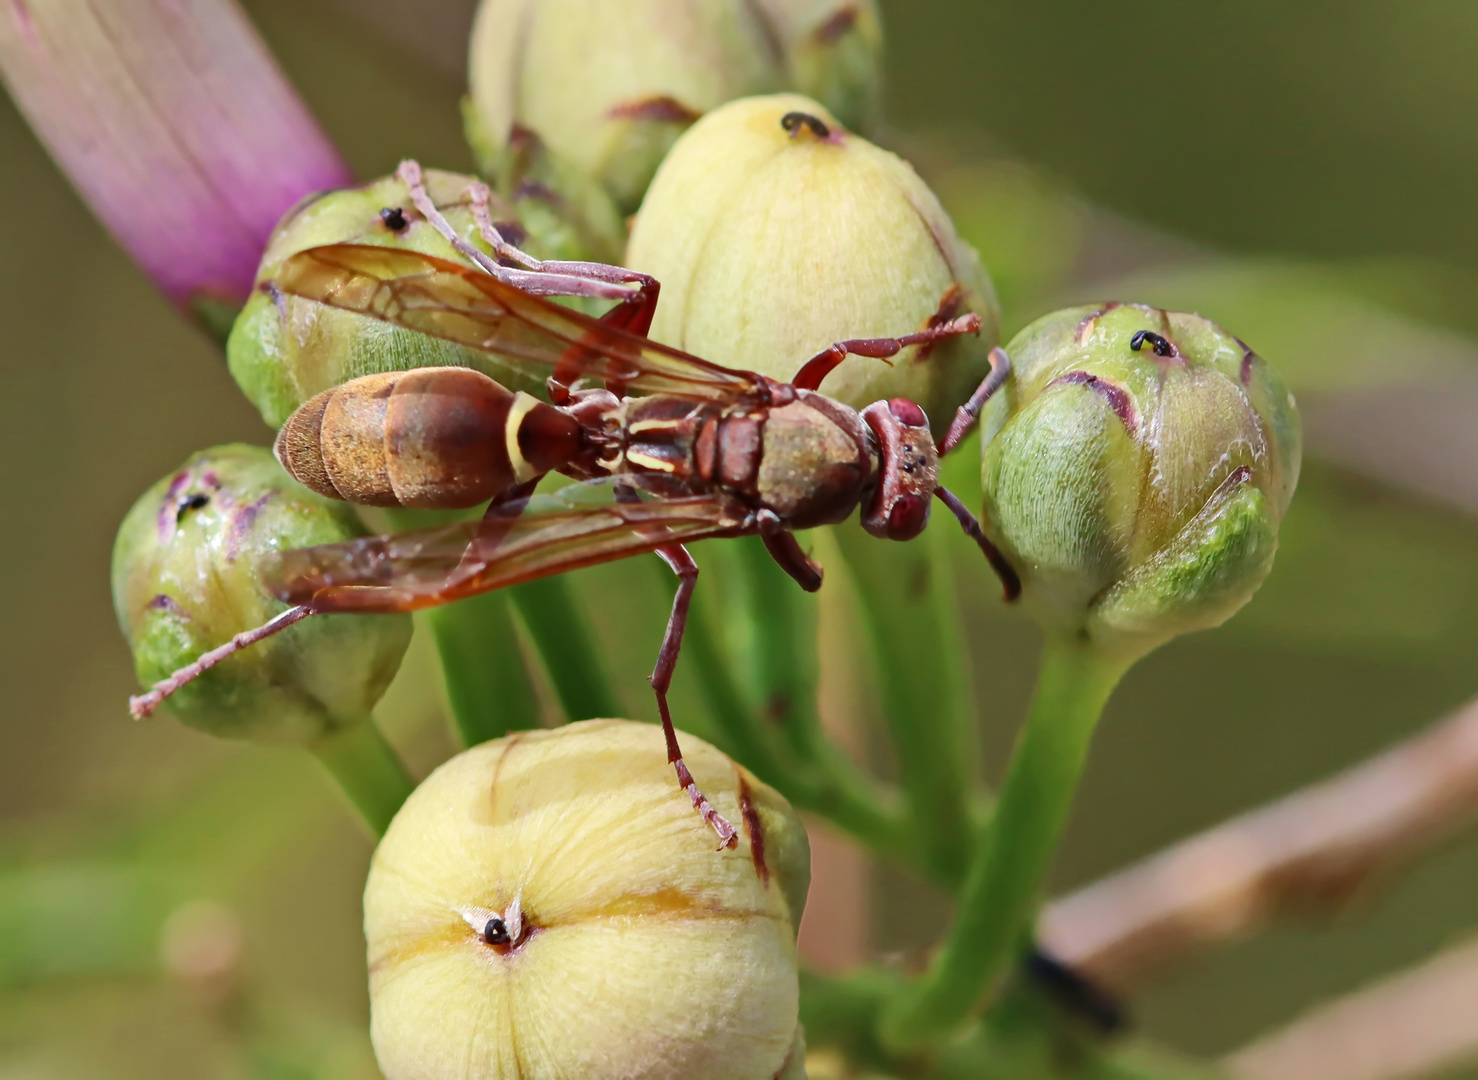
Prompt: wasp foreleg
<box><xmin>938</xmin><ymin>346</ymin><xmax>1012</xmax><ymax>456</ymax></box>
<box><xmin>791</xmin><ymin>313</ymin><xmax>982</xmax><ymax>392</ymax></box>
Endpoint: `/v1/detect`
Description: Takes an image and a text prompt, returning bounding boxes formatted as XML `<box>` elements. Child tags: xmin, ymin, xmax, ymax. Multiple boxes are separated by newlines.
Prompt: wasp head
<box><xmin>860</xmin><ymin>398</ymin><xmax>939</xmax><ymax>541</ymax></box>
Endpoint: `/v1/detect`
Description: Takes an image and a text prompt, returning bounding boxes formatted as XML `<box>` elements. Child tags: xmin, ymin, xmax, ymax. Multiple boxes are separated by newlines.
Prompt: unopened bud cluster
<box><xmin>112</xmin><ymin>445</ymin><xmax>411</xmax><ymax>742</ymax></box>
<box><xmin>979</xmin><ymin>304</ymin><xmax>1301</xmax><ymax>659</ymax></box>
<box><xmin>627</xmin><ymin>93</ymin><xmax>1000</xmax><ymax>436</ymax></box>
<box><xmin>227</xmin><ymin>168</ymin><xmax>592</xmax><ymax>429</ymax></box>
<box><xmin>365</xmin><ymin>719</ymin><xmax>809</xmax><ymax>1080</ymax></box>
<box><xmin>466</xmin><ymin>0</ymin><xmax>881</xmax><ymax>214</ymax></box>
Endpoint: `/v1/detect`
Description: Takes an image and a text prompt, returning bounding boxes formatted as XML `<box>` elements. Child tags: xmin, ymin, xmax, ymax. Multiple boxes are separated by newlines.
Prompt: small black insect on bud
<box><xmin>176</xmin><ymin>493</ymin><xmax>210</xmax><ymax>522</ymax></box>
<box><xmin>1129</xmin><ymin>330</ymin><xmax>1176</xmax><ymax>358</ymax></box>
<box><xmin>780</xmin><ymin>111</ymin><xmax>831</xmax><ymax>140</ymax></box>
<box><xmin>379</xmin><ymin>206</ymin><xmax>409</xmax><ymax>232</ymax></box>
<box><xmin>483</xmin><ymin>917</ymin><xmax>510</xmax><ymax>946</ymax></box>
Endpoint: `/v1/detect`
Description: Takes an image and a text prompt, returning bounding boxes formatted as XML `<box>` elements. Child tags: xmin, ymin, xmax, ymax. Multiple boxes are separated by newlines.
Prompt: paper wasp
<box><xmin>131</xmin><ymin>159</ymin><xmax>1016</xmax><ymax>847</ymax></box>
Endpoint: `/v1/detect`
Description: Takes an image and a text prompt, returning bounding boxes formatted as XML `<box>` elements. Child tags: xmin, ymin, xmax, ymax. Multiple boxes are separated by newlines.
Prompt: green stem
<box><xmin>682</xmin><ymin>573</ymin><xmax>796</xmax><ymax>786</ymax></box>
<box><xmin>510</xmin><ymin>575</ymin><xmax>622</xmax><ymax>721</ymax></box>
<box><xmin>423</xmin><ymin>593</ymin><xmax>541</xmax><ymax>746</ymax></box>
<box><xmin>737</xmin><ymin>535</ymin><xmax>906</xmax><ymax>853</ymax></box>
<box><xmin>380</xmin><ymin>507</ymin><xmax>542</xmax><ymax>745</ymax></box>
<box><xmin>879</xmin><ymin>636</ymin><xmax>1129</xmax><ymax>1049</ymax></box>
<box><xmin>832</xmin><ymin>522</ymin><xmax>978</xmax><ymax>886</ymax></box>
<box><xmin>310</xmin><ymin>719</ymin><xmax>416</xmax><ymax>837</ymax></box>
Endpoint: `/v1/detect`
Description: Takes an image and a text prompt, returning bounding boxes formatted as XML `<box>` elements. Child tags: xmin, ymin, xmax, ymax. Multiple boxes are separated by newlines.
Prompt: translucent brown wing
<box><xmin>262</xmin><ymin>482</ymin><xmax>752</xmax><ymax>613</ymax></box>
<box><xmin>274</xmin><ymin>244</ymin><xmax>767</xmax><ymax>402</ymax></box>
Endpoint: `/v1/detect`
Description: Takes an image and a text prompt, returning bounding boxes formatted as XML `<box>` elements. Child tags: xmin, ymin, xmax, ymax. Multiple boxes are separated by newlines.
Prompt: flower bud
<box><xmin>979</xmin><ymin>304</ymin><xmax>1301</xmax><ymax>660</ymax></box>
<box><xmin>226</xmin><ymin>168</ymin><xmax>579</xmax><ymax>428</ymax></box>
<box><xmin>467</xmin><ymin>0</ymin><xmax>786</xmax><ymax>213</ymax></box>
<box><xmin>625</xmin><ymin>94</ymin><xmax>1000</xmax><ymax>437</ymax></box>
<box><xmin>112</xmin><ymin>445</ymin><xmax>411</xmax><ymax>742</ymax></box>
<box><xmin>364</xmin><ymin>718</ymin><xmax>808</xmax><ymax>1080</ymax></box>
<box><xmin>754</xmin><ymin>0</ymin><xmax>884</xmax><ymax>132</ymax></box>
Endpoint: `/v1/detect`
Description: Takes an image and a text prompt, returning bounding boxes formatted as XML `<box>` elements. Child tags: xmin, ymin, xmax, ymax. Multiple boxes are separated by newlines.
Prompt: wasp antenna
<box><xmin>934</xmin><ymin>486</ymin><xmax>1021</xmax><ymax>601</ymax></box>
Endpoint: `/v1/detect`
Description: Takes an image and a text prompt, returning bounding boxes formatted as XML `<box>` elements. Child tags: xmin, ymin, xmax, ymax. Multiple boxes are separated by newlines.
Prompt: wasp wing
<box><xmin>274</xmin><ymin>244</ymin><xmax>766</xmax><ymax>402</ymax></box>
<box><xmin>263</xmin><ymin>481</ymin><xmax>751</xmax><ymax>613</ymax></box>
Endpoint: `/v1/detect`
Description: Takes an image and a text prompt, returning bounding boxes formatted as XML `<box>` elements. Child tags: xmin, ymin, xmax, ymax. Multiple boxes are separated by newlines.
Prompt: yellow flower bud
<box><xmin>467</xmin><ymin>0</ymin><xmax>786</xmax><ymax>213</ymax></box>
<box><xmin>626</xmin><ymin>93</ymin><xmax>1000</xmax><ymax>437</ymax></box>
<box><xmin>365</xmin><ymin>719</ymin><xmax>809</xmax><ymax>1080</ymax></box>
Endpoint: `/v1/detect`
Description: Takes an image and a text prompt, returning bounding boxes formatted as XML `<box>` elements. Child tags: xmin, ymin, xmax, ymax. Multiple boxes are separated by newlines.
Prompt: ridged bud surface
<box><xmin>980</xmin><ymin>304</ymin><xmax>1301</xmax><ymax>659</ymax></box>
<box><xmin>365</xmin><ymin>719</ymin><xmax>809</xmax><ymax>1080</ymax></box>
<box><xmin>112</xmin><ymin>445</ymin><xmax>411</xmax><ymax>742</ymax></box>
<box><xmin>626</xmin><ymin>94</ymin><xmax>999</xmax><ymax>438</ymax></box>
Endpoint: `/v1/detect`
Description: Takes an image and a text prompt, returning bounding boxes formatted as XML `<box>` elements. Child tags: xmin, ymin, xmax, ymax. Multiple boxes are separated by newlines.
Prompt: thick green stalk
<box><xmin>681</xmin><ymin>572</ymin><xmax>796</xmax><ymax>786</ymax></box>
<box><xmin>310</xmin><ymin>719</ymin><xmax>416</xmax><ymax>837</ymax></box>
<box><xmin>737</xmin><ymin>535</ymin><xmax>904</xmax><ymax>852</ymax></box>
<box><xmin>422</xmin><ymin>594</ymin><xmax>541</xmax><ymax>746</ymax></box>
<box><xmin>832</xmin><ymin>522</ymin><xmax>978</xmax><ymax>885</ymax></box>
<box><xmin>879</xmin><ymin>636</ymin><xmax>1129</xmax><ymax>1049</ymax></box>
<box><xmin>380</xmin><ymin>507</ymin><xmax>543</xmax><ymax>744</ymax></box>
<box><xmin>510</xmin><ymin>576</ymin><xmax>622</xmax><ymax>720</ymax></box>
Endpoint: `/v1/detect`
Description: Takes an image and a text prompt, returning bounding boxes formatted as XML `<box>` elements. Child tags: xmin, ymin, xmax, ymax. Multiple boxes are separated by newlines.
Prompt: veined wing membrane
<box><xmin>274</xmin><ymin>244</ymin><xmax>765</xmax><ymax>402</ymax></box>
<box><xmin>263</xmin><ymin>484</ymin><xmax>751</xmax><ymax>612</ymax></box>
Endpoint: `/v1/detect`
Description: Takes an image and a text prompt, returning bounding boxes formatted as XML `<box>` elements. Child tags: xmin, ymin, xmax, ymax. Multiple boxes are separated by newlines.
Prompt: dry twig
<box><xmin>1222</xmin><ymin>935</ymin><xmax>1478</xmax><ymax>1080</ymax></box>
<box><xmin>1040</xmin><ymin>695</ymin><xmax>1478</xmax><ymax>989</ymax></box>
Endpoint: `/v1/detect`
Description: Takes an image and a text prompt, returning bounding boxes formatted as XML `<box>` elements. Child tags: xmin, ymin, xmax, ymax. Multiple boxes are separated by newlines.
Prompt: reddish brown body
<box><xmin>276</xmin><ymin>368</ymin><xmax>912</xmax><ymax>539</ymax></box>
<box><xmin>134</xmin><ymin>231</ymin><xmax>1012</xmax><ymax>851</ymax></box>
<box><xmin>276</xmin><ymin>367</ymin><xmax>580</xmax><ymax>509</ymax></box>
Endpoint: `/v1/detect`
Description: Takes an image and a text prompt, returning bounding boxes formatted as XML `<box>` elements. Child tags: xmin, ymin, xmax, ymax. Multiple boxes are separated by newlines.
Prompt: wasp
<box><xmin>131</xmin><ymin>159</ymin><xmax>1016</xmax><ymax>848</ymax></box>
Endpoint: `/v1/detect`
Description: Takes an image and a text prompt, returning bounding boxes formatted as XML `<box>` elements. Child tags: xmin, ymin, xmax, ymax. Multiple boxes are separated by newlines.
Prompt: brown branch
<box><xmin>1222</xmin><ymin>935</ymin><xmax>1478</xmax><ymax>1080</ymax></box>
<box><xmin>1039</xmin><ymin>695</ymin><xmax>1478</xmax><ymax>990</ymax></box>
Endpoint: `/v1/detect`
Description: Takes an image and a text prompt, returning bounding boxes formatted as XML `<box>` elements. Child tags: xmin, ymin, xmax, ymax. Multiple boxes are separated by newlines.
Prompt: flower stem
<box><xmin>510</xmin><ymin>576</ymin><xmax>622</xmax><ymax>721</ymax></box>
<box><xmin>737</xmin><ymin>535</ymin><xmax>905</xmax><ymax>851</ymax></box>
<box><xmin>423</xmin><ymin>594</ymin><xmax>542</xmax><ymax>746</ymax></box>
<box><xmin>879</xmin><ymin>636</ymin><xmax>1129</xmax><ymax>1049</ymax></box>
<box><xmin>832</xmin><ymin>522</ymin><xmax>978</xmax><ymax>886</ymax></box>
<box><xmin>310</xmin><ymin>719</ymin><xmax>416</xmax><ymax>837</ymax></box>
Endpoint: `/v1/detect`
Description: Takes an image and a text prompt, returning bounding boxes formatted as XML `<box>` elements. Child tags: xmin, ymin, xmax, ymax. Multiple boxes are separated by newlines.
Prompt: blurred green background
<box><xmin>3</xmin><ymin>0</ymin><xmax>1478</xmax><ymax>1076</ymax></box>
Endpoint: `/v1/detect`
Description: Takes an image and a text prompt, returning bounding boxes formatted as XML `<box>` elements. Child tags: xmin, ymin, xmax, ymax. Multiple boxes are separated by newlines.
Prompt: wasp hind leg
<box><xmin>650</xmin><ymin>543</ymin><xmax>738</xmax><ymax>849</ymax></box>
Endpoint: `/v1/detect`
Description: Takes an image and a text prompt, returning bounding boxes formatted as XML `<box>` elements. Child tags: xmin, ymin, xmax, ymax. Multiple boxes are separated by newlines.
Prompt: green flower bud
<box><xmin>112</xmin><ymin>444</ymin><xmax>411</xmax><ymax>743</ymax></box>
<box><xmin>365</xmin><ymin>718</ymin><xmax>808</xmax><ymax>1080</ymax></box>
<box><xmin>226</xmin><ymin>168</ymin><xmax>589</xmax><ymax>428</ymax></box>
<box><xmin>755</xmin><ymin>0</ymin><xmax>884</xmax><ymax>132</ymax></box>
<box><xmin>467</xmin><ymin>0</ymin><xmax>786</xmax><ymax>214</ymax></box>
<box><xmin>626</xmin><ymin>93</ymin><xmax>1000</xmax><ymax>438</ymax></box>
<box><xmin>979</xmin><ymin>304</ymin><xmax>1301</xmax><ymax>660</ymax></box>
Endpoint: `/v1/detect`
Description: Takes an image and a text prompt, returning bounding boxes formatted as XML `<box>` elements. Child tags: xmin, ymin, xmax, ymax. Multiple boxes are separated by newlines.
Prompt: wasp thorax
<box><xmin>626</xmin><ymin>94</ymin><xmax>1000</xmax><ymax>439</ymax></box>
<box><xmin>111</xmin><ymin>445</ymin><xmax>411</xmax><ymax>743</ymax></box>
<box><xmin>275</xmin><ymin>368</ymin><xmax>582</xmax><ymax>510</ymax></box>
<box><xmin>365</xmin><ymin>719</ymin><xmax>809</xmax><ymax>1080</ymax></box>
<box><xmin>227</xmin><ymin>168</ymin><xmax>586</xmax><ymax>429</ymax></box>
<box><xmin>979</xmin><ymin>303</ymin><xmax>1301</xmax><ymax>661</ymax></box>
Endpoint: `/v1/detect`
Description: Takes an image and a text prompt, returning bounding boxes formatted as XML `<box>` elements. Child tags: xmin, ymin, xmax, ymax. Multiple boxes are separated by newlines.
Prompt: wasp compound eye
<box><xmin>780</xmin><ymin>111</ymin><xmax>831</xmax><ymax>139</ymax></box>
<box><xmin>888</xmin><ymin>493</ymin><xmax>929</xmax><ymax>539</ymax></box>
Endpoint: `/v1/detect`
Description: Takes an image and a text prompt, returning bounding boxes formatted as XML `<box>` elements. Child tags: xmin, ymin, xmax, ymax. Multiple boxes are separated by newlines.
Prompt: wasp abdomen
<box><xmin>275</xmin><ymin>368</ymin><xmax>580</xmax><ymax>509</ymax></box>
